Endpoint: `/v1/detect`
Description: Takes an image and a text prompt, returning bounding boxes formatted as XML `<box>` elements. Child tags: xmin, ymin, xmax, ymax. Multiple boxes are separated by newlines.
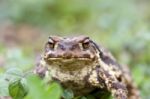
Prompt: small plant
<box><xmin>0</xmin><ymin>68</ymin><xmax>62</xmax><ymax>99</ymax></box>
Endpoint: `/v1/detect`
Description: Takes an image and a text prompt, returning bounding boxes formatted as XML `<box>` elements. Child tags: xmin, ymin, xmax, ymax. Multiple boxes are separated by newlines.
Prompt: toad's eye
<box><xmin>47</xmin><ymin>38</ymin><xmax>55</xmax><ymax>49</ymax></box>
<box><xmin>82</xmin><ymin>39</ymin><xmax>90</xmax><ymax>49</ymax></box>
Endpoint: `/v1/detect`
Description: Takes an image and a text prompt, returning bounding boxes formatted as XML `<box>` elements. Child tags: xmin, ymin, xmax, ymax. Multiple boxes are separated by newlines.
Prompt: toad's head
<box><xmin>44</xmin><ymin>36</ymin><xmax>99</xmax><ymax>70</ymax></box>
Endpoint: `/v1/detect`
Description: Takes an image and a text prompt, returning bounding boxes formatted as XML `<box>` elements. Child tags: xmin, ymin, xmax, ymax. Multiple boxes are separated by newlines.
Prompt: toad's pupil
<box><xmin>82</xmin><ymin>42</ymin><xmax>89</xmax><ymax>49</ymax></box>
<box><xmin>49</xmin><ymin>43</ymin><xmax>55</xmax><ymax>49</ymax></box>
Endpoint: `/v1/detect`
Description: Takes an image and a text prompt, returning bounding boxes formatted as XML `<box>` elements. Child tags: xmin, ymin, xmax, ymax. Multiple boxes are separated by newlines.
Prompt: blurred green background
<box><xmin>0</xmin><ymin>0</ymin><xmax>150</xmax><ymax>98</ymax></box>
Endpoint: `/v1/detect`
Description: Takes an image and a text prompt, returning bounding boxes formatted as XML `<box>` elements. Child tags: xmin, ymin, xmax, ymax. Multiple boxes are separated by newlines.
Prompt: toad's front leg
<box><xmin>89</xmin><ymin>65</ymin><xmax>128</xmax><ymax>99</ymax></box>
<box><xmin>98</xmin><ymin>66</ymin><xmax>127</xmax><ymax>99</ymax></box>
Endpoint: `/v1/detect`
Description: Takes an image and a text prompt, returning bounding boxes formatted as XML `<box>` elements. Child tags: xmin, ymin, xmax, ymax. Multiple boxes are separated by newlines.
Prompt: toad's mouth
<box><xmin>44</xmin><ymin>53</ymin><xmax>95</xmax><ymax>61</ymax></box>
<box><xmin>44</xmin><ymin>52</ymin><xmax>96</xmax><ymax>63</ymax></box>
<box><xmin>45</xmin><ymin>57</ymin><xmax>93</xmax><ymax>63</ymax></box>
<box><xmin>44</xmin><ymin>54</ymin><xmax>96</xmax><ymax>63</ymax></box>
<box><xmin>47</xmin><ymin>57</ymin><xmax>91</xmax><ymax>60</ymax></box>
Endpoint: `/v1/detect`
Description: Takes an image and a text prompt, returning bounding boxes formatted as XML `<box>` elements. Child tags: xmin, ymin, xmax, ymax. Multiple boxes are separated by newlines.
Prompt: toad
<box><xmin>35</xmin><ymin>36</ymin><xmax>140</xmax><ymax>99</ymax></box>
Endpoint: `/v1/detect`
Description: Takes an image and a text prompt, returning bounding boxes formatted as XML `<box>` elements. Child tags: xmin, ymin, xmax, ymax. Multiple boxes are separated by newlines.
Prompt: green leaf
<box><xmin>9</xmin><ymin>79</ymin><xmax>28</xmax><ymax>99</ymax></box>
<box><xmin>0</xmin><ymin>75</ymin><xmax>9</xmax><ymax>96</ymax></box>
<box><xmin>25</xmin><ymin>75</ymin><xmax>62</xmax><ymax>99</ymax></box>
<box><xmin>25</xmin><ymin>75</ymin><xmax>46</xmax><ymax>99</ymax></box>
<box><xmin>5</xmin><ymin>68</ymin><xmax>23</xmax><ymax>78</ymax></box>
<box><xmin>62</xmin><ymin>88</ymin><xmax>74</xmax><ymax>99</ymax></box>
<box><xmin>45</xmin><ymin>82</ymin><xmax>62</xmax><ymax>99</ymax></box>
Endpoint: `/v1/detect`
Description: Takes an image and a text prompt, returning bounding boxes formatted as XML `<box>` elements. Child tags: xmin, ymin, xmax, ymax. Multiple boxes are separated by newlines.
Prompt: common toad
<box><xmin>35</xmin><ymin>36</ymin><xmax>140</xmax><ymax>99</ymax></box>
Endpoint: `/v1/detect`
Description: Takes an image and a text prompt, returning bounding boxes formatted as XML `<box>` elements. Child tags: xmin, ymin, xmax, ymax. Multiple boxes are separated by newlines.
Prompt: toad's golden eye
<box><xmin>82</xmin><ymin>39</ymin><xmax>90</xmax><ymax>49</ymax></box>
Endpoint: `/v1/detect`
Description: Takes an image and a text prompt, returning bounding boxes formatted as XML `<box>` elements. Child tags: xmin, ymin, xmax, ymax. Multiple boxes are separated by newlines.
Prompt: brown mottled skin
<box><xmin>35</xmin><ymin>36</ymin><xmax>140</xmax><ymax>99</ymax></box>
